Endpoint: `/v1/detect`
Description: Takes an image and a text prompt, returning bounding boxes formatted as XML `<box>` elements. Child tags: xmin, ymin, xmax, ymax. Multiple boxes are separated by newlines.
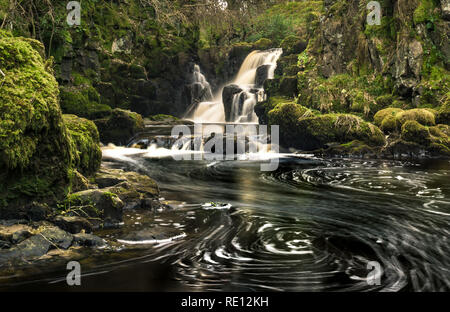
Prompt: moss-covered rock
<box><xmin>401</xmin><ymin>121</ymin><xmax>431</xmax><ymax>146</ymax></box>
<box><xmin>94</xmin><ymin>108</ymin><xmax>144</xmax><ymax>145</ymax></box>
<box><xmin>280</xmin><ymin>35</ymin><xmax>307</xmax><ymax>56</ymax></box>
<box><xmin>375</xmin><ymin>108</ymin><xmax>438</xmax><ymax>135</ymax></box>
<box><xmin>295</xmin><ymin>114</ymin><xmax>385</xmax><ymax>151</ymax></box>
<box><xmin>396</xmin><ymin>109</ymin><xmax>436</xmax><ymax>126</ymax></box>
<box><xmin>253</xmin><ymin>38</ymin><xmax>273</xmax><ymax>50</ymax></box>
<box><xmin>60</xmin><ymin>87</ymin><xmax>112</xmax><ymax>120</ymax></box>
<box><xmin>374</xmin><ymin>108</ymin><xmax>404</xmax><ymax>127</ymax></box>
<box><xmin>0</xmin><ymin>32</ymin><xmax>74</xmax><ymax>211</ymax></box>
<box><xmin>380</xmin><ymin>114</ymin><xmax>402</xmax><ymax>133</ymax></box>
<box><xmin>63</xmin><ymin>115</ymin><xmax>102</xmax><ymax>176</ymax></box>
<box><xmin>324</xmin><ymin>140</ymin><xmax>376</xmax><ymax>157</ymax></box>
<box><xmin>267</xmin><ymin>100</ymin><xmax>311</xmax><ymax>146</ymax></box>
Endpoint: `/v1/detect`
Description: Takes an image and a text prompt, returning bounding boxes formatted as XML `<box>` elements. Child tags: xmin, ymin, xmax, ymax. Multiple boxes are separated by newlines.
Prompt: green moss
<box><xmin>396</xmin><ymin>108</ymin><xmax>436</xmax><ymax>126</ymax></box>
<box><xmin>401</xmin><ymin>120</ymin><xmax>431</xmax><ymax>145</ymax></box>
<box><xmin>278</xmin><ymin>113</ymin><xmax>385</xmax><ymax>150</ymax></box>
<box><xmin>413</xmin><ymin>0</ymin><xmax>439</xmax><ymax>24</ymax></box>
<box><xmin>268</xmin><ymin>101</ymin><xmax>310</xmax><ymax>142</ymax></box>
<box><xmin>436</xmin><ymin>97</ymin><xmax>450</xmax><ymax>125</ymax></box>
<box><xmin>147</xmin><ymin>114</ymin><xmax>179</xmax><ymax>121</ymax></box>
<box><xmin>380</xmin><ymin>114</ymin><xmax>402</xmax><ymax>133</ymax></box>
<box><xmin>63</xmin><ymin>115</ymin><xmax>102</xmax><ymax>176</ymax></box>
<box><xmin>94</xmin><ymin>108</ymin><xmax>144</xmax><ymax>145</ymax></box>
<box><xmin>0</xmin><ymin>32</ymin><xmax>75</xmax><ymax>209</ymax></box>
<box><xmin>280</xmin><ymin>35</ymin><xmax>304</xmax><ymax>55</ymax></box>
<box><xmin>327</xmin><ymin>140</ymin><xmax>375</xmax><ymax>156</ymax></box>
<box><xmin>374</xmin><ymin>108</ymin><xmax>404</xmax><ymax>127</ymax></box>
<box><xmin>253</xmin><ymin>38</ymin><xmax>273</xmax><ymax>50</ymax></box>
<box><xmin>60</xmin><ymin>87</ymin><xmax>112</xmax><ymax>119</ymax></box>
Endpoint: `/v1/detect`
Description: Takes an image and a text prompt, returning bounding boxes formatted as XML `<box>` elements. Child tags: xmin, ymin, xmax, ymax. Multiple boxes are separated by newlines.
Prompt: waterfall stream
<box><xmin>186</xmin><ymin>49</ymin><xmax>282</xmax><ymax>123</ymax></box>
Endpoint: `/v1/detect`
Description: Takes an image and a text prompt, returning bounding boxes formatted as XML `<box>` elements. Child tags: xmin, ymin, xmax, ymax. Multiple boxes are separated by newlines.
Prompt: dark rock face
<box><xmin>256</xmin><ymin>65</ymin><xmax>271</xmax><ymax>87</ymax></box>
<box><xmin>279</xmin><ymin>77</ymin><xmax>298</xmax><ymax>97</ymax></box>
<box><xmin>222</xmin><ymin>85</ymin><xmax>243</xmax><ymax>122</ymax></box>
<box><xmin>0</xmin><ymin>202</ymin><xmax>51</xmax><ymax>222</ymax></box>
<box><xmin>391</xmin><ymin>40</ymin><xmax>423</xmax><ymax>97</ymax></box>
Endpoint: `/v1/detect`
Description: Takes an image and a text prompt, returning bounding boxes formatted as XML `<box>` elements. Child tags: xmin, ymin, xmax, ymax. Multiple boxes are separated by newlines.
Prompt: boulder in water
<box><xmin>256</xmin><ymin>65</ymin><xmax>271</xmax><ymax>87</ymax></box>
<box><xmin>222</xmin><ymin>84</ymin><xmax>243</xmax><ymax>122</ymax></box>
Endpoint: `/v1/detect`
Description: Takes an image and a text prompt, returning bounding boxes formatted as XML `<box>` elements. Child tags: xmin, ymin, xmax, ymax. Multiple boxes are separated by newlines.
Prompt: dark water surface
<box><xmin>1</xmin><ymin>152</ymin><xmax>449</xmax><ymax>292</ymax></box>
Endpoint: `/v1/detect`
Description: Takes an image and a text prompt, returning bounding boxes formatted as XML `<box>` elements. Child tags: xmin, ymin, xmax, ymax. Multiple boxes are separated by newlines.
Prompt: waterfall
<box><xmin>186</xmin><ymin>48</ymin><xmax>282</xmax><ymax>124</ymax></box>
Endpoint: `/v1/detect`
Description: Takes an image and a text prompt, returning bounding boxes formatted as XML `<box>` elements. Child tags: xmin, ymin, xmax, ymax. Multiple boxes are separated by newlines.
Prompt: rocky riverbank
<box><xmin>0</xmin><ymin>164</ymin><xmax>167</xmax><ymax>268</ymax></box>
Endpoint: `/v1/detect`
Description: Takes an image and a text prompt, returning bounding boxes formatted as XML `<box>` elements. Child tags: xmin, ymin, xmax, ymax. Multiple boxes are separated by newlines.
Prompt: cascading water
<box><xmin>186</xmin><ymin>48</ymin><xmax>282</xmax><ymax>123</ymax></box>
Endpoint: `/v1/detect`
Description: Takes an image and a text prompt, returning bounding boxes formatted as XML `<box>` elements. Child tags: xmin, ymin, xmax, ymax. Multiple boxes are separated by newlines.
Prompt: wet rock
<box><xmin>0</xmin><ymin>224</ymin><xmax>33</xmax><ymax>245</ymax></box>
<box><xmin>53</xmin><ymin>216</ymin><xmax>93</xmax><ymax>234</ymax></box>
<box><xmin>222</xmin><ymin>84</ymin><xmax>243</xmax><ymax>122</ymax></box>
<box><xmin>73</xmin><ymin>233</ymin><xmax>105</xmax><ymax>247</ymax></box>
<box><xmin>39</xmin><ymin>226</ymin><xmax>74</xmax><ymax>250</ymax></box>
<box><xmin>69</xmin><ymin>189</ymin><xmax>125</xmax><ymax>225</ymax></box>
<box><xmin>95</xmin><ymin>168</ymin><xmax>159</xmax><ymax>198</ymax></box>
<box><xmin>0</xmin><ymin>235</ymin><xmax>51</xmax><ymax>264</ymax></box>
<box><xmin>119</xmin><ymin>226</ymin><xmax>183</xmax><ymax>243</ymax></box>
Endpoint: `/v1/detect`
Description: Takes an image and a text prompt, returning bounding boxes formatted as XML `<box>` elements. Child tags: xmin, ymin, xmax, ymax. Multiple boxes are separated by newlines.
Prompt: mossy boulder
<box><xmin>63</xmin><ymin>115</ymin><xmax>102</xmax><ymax>176</ymax></box>
<box><xmin>0</xmin><ymin>32</ymin><xmax>74</xmax><ymax>211</ymax></box>
<box><xmin>380</xmin><ymin>114</ymin><xmax>402</xmax><ymax>133</ymax></box>
<box><xmin>375</xmin><ymin>108</ymin><xmax>438</xmax><ymax>134</ymax></box>
<box><xmin>263</xmin><ymin>98</ymin><xmax>386</xmax><ymax>150</ymax></box>
<box><xmin>267</xmin><ymin>100</ymin><xmax>311</xmax><ymax>146</ymax></box>
<box><xmin>396</xmin><ymin>120</ymin><xmax>450</xmax><ymax>156</ymax></box>
<box><xmin>396</xmin><ymin>109</ymin><xmax>436</xmax><ymax>126</ymax></box>
<box><xmin>401</xmin><ymin>121</ymin><xmax>431</xmax><ymax>146</ymax></box>
<box><xmin>280</xmin><ymin>35</ymin><xmax>307</xmax><ymax>55</ymax></box>
<box><xmin>94</xmin><ymin>108</ymin><xmax>144</xmax><ymax>145</ymax></box>
<box><xmin>65</xmin><ymin>190</ymin><xmax>124</xmax><ymax>227</ymax></box>
<box><xmin>253</xmin><ymin>38</ymin><xmax>273</xmax><ymax>50</ymax></box>
<box><xmin>373</xmin><ymin>108</ymin><xmax>404</xmax><ymax>127</ymax></box>
<box><xmin>295</xmin><ymin>114</ymin><xmax>386</xmax><ymax>151</ymax></box>
<box><xmin>324</xmin><ymin>140</ymin><xmax>376</xmax><ymax>157</ymax></box>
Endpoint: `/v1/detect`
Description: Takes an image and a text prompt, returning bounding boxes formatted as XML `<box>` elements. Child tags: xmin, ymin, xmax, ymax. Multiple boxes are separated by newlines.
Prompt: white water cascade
<box><xmin>186</xmin><ymin>48</ymin><xmax>282</xmax><ymax>124</ymax></box>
